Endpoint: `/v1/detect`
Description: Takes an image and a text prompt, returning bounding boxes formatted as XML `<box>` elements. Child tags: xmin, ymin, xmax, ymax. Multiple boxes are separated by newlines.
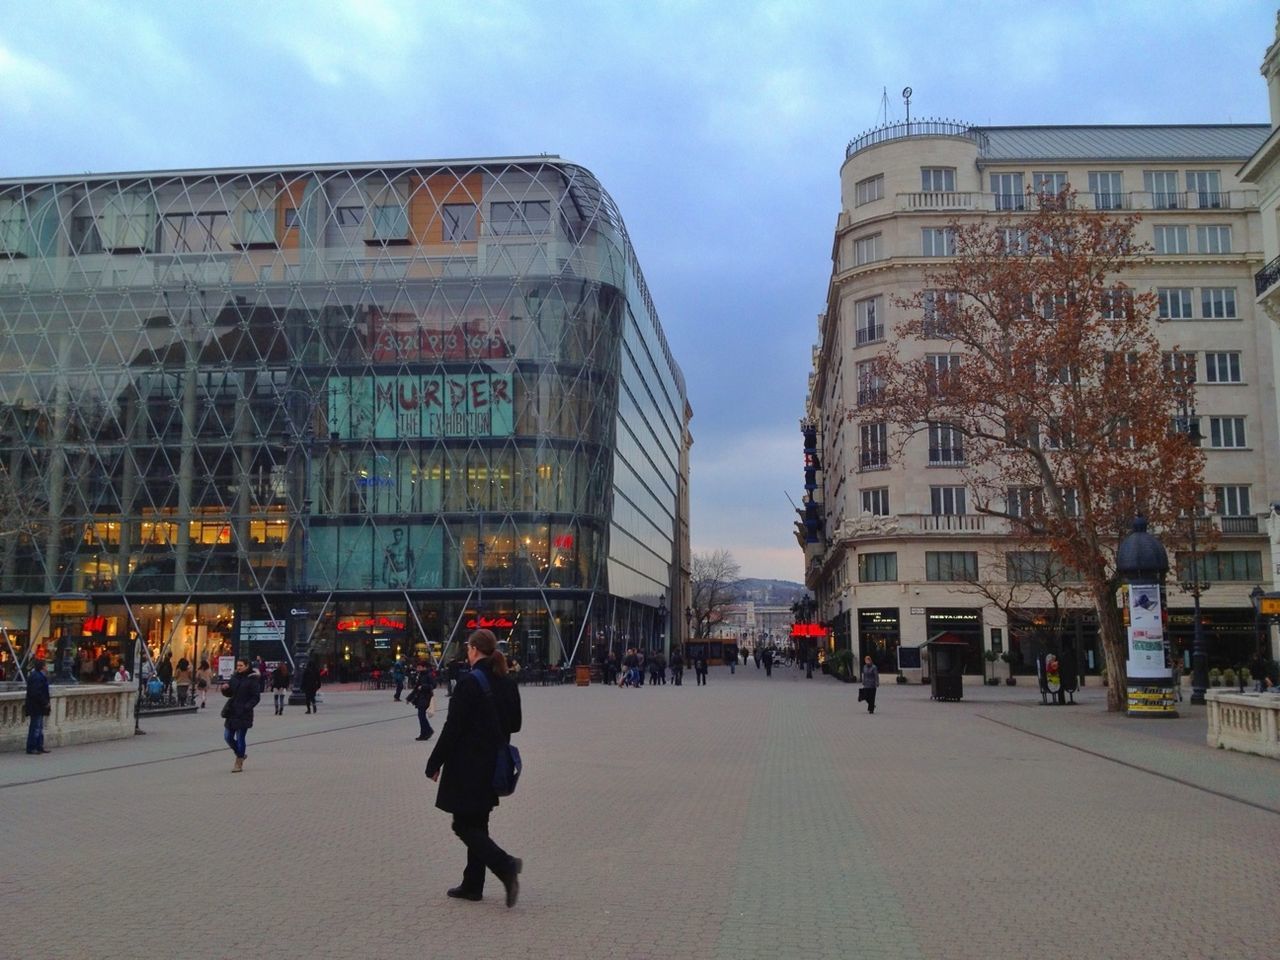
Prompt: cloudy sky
<box><xmin>1</xmin><ymin>0</ymin><xmax>1273</xmax><ymax>580</ymax></box>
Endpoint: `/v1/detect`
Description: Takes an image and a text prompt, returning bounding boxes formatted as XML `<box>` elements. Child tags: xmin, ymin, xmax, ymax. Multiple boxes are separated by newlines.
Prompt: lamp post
<box><xmin>282</xmin><ymin>387</ymin><xmax>317</xmax><ymax>706</ymax></box>
<box><xmin>655</xmin><ymin>593</ymin><xmax>667</xmax><ymax>657</ymax></box>
<box><xmin>1178</xmin><ymin>408</ymin><xmax>1211</xmax><ymax>706</ymax></box>
<box><xmin>1251</xmin><ymin>585</ymin><xmax>1265</xmax><ymax>691</ymax></box>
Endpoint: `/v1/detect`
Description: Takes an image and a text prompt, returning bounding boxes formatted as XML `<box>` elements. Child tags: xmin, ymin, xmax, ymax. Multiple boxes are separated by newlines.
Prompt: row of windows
<box><xmin>856</xmin><ymin>411</ymin><xmax>1251</xmax><ymax>470</ymax></box>
<box><xmin>1153</xmin><ymin>224</ymin><xmax>1232</xmax><ymax>255</ymax></box>
<box><xmin>1</xmin><ymin>199</ymin><xmax>557</xmax><ymax>258</ymax></box>
<box><xmin>1157</xmin><ymin>287</ymin><xmax>1238</xmax><ymax>319</ymax></box>
<box><xmin>1161</xmin><ymin>350</ymin><xmax>1242</xmax><ymax>383</ymax></box>
<box><xmin>851</xmin><ymin>285</ymin><xmax>1239</xmax><ymax>346</ymax></box>
<box><xmin>853</xmin><ymin>225</ymin><xmax>1236</xmax><ymax>262</ymax></box>
<box><xmin>853</xmin><ymin>168</ymin><xmax>1231</xmax><ymax>211</ymax></box>
<box><xmin>858</xmin><ymin>548</ymin><xmax>1262</xmax><ymax>584</ymax></box>
<box><xmin>856</xmin><ymin>484</ymin><xmax>1256</xmax><ymax>519</ymax></box>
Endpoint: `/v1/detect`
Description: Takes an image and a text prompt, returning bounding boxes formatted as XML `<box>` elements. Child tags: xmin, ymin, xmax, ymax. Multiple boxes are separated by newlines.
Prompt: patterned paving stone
<box><xmin>2</xmin><ymin>670</ymin><xmax>1278</xmax><ymax>960</ymax></box>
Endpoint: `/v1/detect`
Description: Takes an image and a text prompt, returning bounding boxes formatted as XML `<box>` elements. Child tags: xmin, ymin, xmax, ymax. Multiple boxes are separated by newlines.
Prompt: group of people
<box><xmin>604</xmin><ymin>648</ymin><xmax>709</xmax><ymax>687</ymax></box>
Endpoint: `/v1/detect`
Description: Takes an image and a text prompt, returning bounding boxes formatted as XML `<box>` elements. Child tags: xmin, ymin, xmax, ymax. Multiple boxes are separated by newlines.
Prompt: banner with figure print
<box><xmin>307</xmin><ymin>523</ymin><xmax>444</xmax><ymax>590</ymax></box>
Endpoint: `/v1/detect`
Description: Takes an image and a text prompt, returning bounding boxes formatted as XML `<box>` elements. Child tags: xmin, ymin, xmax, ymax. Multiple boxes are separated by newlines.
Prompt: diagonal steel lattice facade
<box><xmin>0</xmin><ymin>157</ymin><xmax>688</xmax><ymax>679</ymax></box>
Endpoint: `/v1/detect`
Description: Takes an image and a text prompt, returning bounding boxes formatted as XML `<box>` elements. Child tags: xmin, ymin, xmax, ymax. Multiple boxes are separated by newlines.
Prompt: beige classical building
<box><xmin>1239</xmin><ymin>14</ymin><xmax>1280</xmax><ymax>660</ymax></box>
<box><xmin>805</xmin><ymin>119</ymin><xmax>1278</xmax><ymax>677</ymax></box>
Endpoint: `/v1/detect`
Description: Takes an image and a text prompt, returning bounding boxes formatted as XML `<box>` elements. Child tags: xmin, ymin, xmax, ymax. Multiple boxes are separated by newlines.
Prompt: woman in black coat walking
<box><xmin>301</xmin><ymin>658</ymin><xmax>321</xmax><ymax>714</ymax></box>
<box><xmin>221</xmin><ymin>659</ymin><xmax>261</xmax><ymax>772</ymax></box>
<box><xmin>425</xmin><ymin>629</ymin><xmax>523</xmax><ymax>907</ymax></box>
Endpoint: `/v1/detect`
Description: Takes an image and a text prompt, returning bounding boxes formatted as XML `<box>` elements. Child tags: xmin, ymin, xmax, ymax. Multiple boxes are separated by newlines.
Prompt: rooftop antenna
<box><xmin>878</xmin><ymin>86</ymin><xmax>891</xmax><ymax>126</ymax></box>
<box><xmin>903</xmin><ymin>86</ymin><xmax>913</xmax><ymax>133</ymax></box>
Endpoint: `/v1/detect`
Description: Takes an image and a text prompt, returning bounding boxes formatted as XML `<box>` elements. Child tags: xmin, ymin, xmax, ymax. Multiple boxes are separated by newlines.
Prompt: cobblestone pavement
<box><xmin>4</xmin><ymin>668</ymin><xmax>1278</xmax><ymax>960</ymax></box>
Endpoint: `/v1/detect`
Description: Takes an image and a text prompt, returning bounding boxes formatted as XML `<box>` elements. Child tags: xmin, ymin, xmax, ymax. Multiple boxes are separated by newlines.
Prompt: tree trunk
<box><xmin>1093</xmin><ymin>584</ymin><xmax>1127</xmax><ymax>711</ymax></box>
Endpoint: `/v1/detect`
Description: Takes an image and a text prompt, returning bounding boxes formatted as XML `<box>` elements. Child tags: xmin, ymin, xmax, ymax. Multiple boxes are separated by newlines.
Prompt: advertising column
<box><xmin>1125</xmin><ymin>584</ymin><xmax>1176</xmax><ymax>716</ymax></box>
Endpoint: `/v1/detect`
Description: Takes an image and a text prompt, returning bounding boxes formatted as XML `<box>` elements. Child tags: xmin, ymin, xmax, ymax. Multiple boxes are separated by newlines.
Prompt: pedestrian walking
<box><xmin>762</xmin><ymin>647</ymin><xmax>774</xmax><ymax>677</ymax></box>
<box><xmin>425</xmin><ymin>629</ymin><xmax>523</xmax><ymax>907</ymax></box>
<box><xmin>392</xmin><ymin>658</ymin><xmax>407</xmax><ymax>701</ymax></box>
<box><xmin>409</xmin><ymin>664</ymin><xmax>436</xmax><ymax>740</ymax></box>
<box><xmin>669</xmin><ymin>649</ymin><xmax>684</xmax><ymax>685</ymax></box>
<box><xmin>860</xmin><ymin>655</ymin><xmax>880</xmax><ymax>714</ymax></box>
<box><xmin>301</xmin><ymin>657</ymin><xmax>321</xmax><ymax>714</ymax></box>
<box><xmin>728</xmin><ymin>649</ymin><xmax>735</xmax><ymax>674</ymax></box>
<box><xmin>24</xmin><ymin>658</ymin><xmax>52</xmax><ymax>755</ymax></box>
<box><xmin>195</xmin><ymin>660</ymin><xmax>212</xmax><ymax>708</ymax></box>
<box><xmin>270</xmin><ymin>661</ymin><xmax>291</xmax><ymax>715</ymax></box>
<box><xmin>254</xmin><ymin>656</ymin><xmax>268</xmax><ymax>694</ymax></box>
<box><xmin>220</xmin><ymin>658</ymin><xmax>260</xmax><ymax>772</ymax></box>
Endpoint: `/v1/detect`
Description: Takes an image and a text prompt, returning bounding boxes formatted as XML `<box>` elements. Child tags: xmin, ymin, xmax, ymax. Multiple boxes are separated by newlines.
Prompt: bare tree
<box><xmin>862</xmin><ymin>191</ymin><xmax>1205</xmax><ymax>710</ymax></box>
<box><xmin>690</xmin><ymin>550</ymin><xmax>741</xmax><ymax>638</ymax></box>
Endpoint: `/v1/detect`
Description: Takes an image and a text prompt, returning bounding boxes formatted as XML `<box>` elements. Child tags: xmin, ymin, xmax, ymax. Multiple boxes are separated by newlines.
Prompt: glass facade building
<box><xmin>0</xmin><ymin>157</ymin><xmax>688</xmax><ymax>679</ymax></box>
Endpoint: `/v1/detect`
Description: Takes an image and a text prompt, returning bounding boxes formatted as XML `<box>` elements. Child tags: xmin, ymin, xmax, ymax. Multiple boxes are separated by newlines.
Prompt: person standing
<box><xmin>426</xmin><ymin>629</ymin><xmax>523</xmax><ymax>907</ymax></box>
<box><xmin>762</xmin><ymin>647</ymin><xmax>774</xmax><ymax>678</ymax></box>
<box><xmin>669</xmin><ymin>648</ymin><xmax>684</xmax><ymax>686</ymax></box>
<box><xmin>157</xmin><ymin>651</ymin><xmax>174</xmax><ymax>700</ymax></box>
<box><xmin>409</xmin><ymin>665</ymin><xmax>436</xmax><ymax>741</ymax></box>
<box><xmin>221</xmin><ymin>659</ymin><xmax>260</xmax><ymax>772</ymax></box>
<box><xmin>693</xmin><ymin>651</ymin><xmax>708</xmax><ymax>686</ymax></box>
<box><xmin>25</xmin><ymin>658</ymin><xmax>52</xmax><ymax>755</ymax></box>
<box><xmin>175</xmin><ymin>657</ymin><xmax>192</xmax><ymax>706</ymax></box>
<box><xmin>270</xmin><ymin>661</ymin><xmax>291</xmax><ymax>715</ymax></box>
<box><xmin>860</xmin><ymin>655</ymin><xmax>880</xmax><ymax>714</ymax></box>
<box><xmin>254</xmin><ymin>656</ymin><xmax>268</xmax><ymax>694</ymax></box>
<box><xmin>301</xmin><ymin>657</ymin><xmax>321</xmax><ymax>714</ymax></box>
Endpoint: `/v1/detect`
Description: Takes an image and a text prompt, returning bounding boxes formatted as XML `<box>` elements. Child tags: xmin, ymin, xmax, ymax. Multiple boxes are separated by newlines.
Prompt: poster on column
<box><xmin>1126</xmin><ymin>582</ymin><xmax>1166</xmax><ymax>680</ymax></box>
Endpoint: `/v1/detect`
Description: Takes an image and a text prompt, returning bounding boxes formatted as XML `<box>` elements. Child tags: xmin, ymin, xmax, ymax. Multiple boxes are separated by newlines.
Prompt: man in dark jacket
<box><xmin>426</xmin><ymin>629</ymin><xmax>523</xmax><ymax>907</ymax></box>
<box><xmin>301</xmin><ymin>657</ymin><xmax>322</xmax><ymax>714</ymax></box>
<box><xmin>25</xmin><ymin>658</ymin><xmax>52</xmax><ymax>754</ymax></box>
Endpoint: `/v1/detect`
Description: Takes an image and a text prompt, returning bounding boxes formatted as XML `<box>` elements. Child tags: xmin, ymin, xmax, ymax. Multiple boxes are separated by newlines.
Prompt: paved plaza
<box><xmin>4</xmin><ymin>667</ymin><xmax>1279</xmax><ymax>960</ymax></box>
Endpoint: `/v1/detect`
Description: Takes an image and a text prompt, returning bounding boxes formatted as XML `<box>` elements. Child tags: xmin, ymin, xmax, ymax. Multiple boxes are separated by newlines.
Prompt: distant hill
<box><xmin>733</xmin><ymin>578</ymin><xmax>806</xmax><ymax>605</ymax></box>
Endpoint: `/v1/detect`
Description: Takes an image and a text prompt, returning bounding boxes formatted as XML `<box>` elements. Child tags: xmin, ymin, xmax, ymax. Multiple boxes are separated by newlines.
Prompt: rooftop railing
<box><xmin>846</xmin><ymin>119</ymin><xmax>987</xmax><ymax>160</ymax></box>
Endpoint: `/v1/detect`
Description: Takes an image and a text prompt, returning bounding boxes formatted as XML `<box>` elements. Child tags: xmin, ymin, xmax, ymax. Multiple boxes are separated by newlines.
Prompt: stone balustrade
<box><xmin>1205</xmin><ymin>690</ymin><xmax>1280</xmax><ymax>760</ymax></box>
<box><xmin>0</xmin><ymin>682</ymin><xmax>136</xmax><ymax>752</ymax></box>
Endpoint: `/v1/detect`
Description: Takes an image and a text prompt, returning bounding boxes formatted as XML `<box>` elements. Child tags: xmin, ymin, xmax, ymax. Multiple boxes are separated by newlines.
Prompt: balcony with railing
<box><xmin>1216</xmin><ymin>514</ymin><xmax>1262</xmax><ymax>535</ymax></box>
<box><xmin>896</xmin><ymin>189</ymin><xmax>1257</xmax><ymax>214</ymax></box>
<box><xmin>900</xmin><ymin>513</ymin><xmax>988</xmax><ymax>534</ymax></box>
<box><xmin>1255</xmin><ymin>252</ymin><xmax>1280</xmax><ymax>297</ymax></box>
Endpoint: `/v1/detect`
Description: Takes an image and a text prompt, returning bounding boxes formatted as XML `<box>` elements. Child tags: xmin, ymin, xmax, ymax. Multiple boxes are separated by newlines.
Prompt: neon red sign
<box><xmin>790</xmin><ymin>623</ymin><xmax>826</xmax><ymax>638</ymax></box>
<box><xmin>466</xmin><ymin>616</ymin><xmax>515</xmax><ymax>630</ymax></box>
<box><xmin>552</xmin><ymin>534</ymin><xmax>574</xmax><ymax>550</ymax></box>
<box><xmin>82</xmin><ymin>616</ymin><xmax>107</xmax><ymax>633</ymax></box>
<box><xmin>337</xmin><ymin>616</ymin><xmax>406</xmax><ymax>631</ymax></box>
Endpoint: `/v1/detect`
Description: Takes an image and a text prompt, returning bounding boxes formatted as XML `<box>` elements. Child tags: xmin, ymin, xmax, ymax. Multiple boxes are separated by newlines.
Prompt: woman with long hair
<box><xmin>220</xmin><ymin>659</ymin><xmax>260</xmax><ymax>772</ymax></box>
<box><xmin>270</xmin><ymin>660</ymin><xmax>291</xmax><ymax>715</ymax></box>
<box><xmin>195</xmin><ymin>659</ymin><xmax>212</xmax><ymax>708</ymax></box>
<box><xmin>425</xmin><ymin>629</ymin><xmax>523</xmax><ymax>906</ymax></box>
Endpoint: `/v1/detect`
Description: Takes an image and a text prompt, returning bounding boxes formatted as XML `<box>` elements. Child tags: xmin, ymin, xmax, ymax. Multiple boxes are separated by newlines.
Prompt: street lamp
<box><xmin>655</xmin><ymin>593</ymin><xmax>667</xmax><ymax>655</ymax></box>
<box><xmin>1251</xmin><ymin>585</ymin><xmax>1265</xmax><ymax>691</ymax></box>
<box><xmin>1178</xmin><ymin>409</ymin><xmax>1211</xmax><ymax>705</ymax></box>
